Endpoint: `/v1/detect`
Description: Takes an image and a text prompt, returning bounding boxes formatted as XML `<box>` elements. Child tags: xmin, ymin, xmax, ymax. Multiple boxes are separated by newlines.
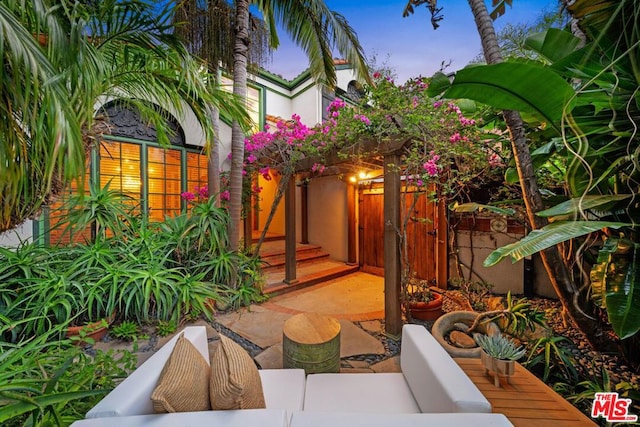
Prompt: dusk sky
<box><xmin>263</xmin><ymin>0</ymin><xmax>560</xmax><ymax>83</ymax></box>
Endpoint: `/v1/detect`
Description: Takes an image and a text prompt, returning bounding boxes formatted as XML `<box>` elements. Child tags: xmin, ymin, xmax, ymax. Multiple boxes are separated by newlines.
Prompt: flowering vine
<box><xmin>184</xmin><ymin>71</ymin><xmax>510</xmax><ymax>212</ymax></box>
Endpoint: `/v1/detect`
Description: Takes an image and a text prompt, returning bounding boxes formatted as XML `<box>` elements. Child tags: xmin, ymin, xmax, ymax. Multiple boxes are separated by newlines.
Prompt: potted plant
<box><xmin>403</xmin><ymin>277</ymin><xmax>443</xmax><ymax>321</ymax></box>
<box><xmin>474</xmin><ymin>332</ymin><xmax>526</xmax><ymax>387</ymax></box>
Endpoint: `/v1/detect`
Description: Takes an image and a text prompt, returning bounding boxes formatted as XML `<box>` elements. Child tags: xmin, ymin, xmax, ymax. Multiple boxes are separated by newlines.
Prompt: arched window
<box><xmin>46</xmin><ymin>102</ymin><xmax>208</xmax><ymax>244</ymax></box>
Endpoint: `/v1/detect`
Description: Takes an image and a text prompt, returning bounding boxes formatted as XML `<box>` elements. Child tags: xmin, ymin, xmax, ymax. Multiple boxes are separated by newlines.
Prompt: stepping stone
<box><xmin>339</xmin><ymin>320</ymin><xmax>384</xmax><ymax>358</ymax></box>
<box><xmin>189</xmin><ymin>319</ymin><xmax>219</xmax><ymax>340</ymax></box>
<box><xmin>360</xmin><ymin>320</ymin><xmax>382</xmax><ymax>333</ymax></box>
<box><xmin>346</xmin><ymin>360</ymin><xmax>371</xmax><ymax>369</ymax></box>
<box><xmin>215</xmin><ymin>305</ymin><xmax>292</xmax><ymax>348</ymax></box>
<box><xmin>371</xmin><ymin>356</ymin><xmax>401</xmax><ymax>373</ymax></box>
<box><xmin>255</xmin><ymin>345</ymin><xmax>283</xmax><ymax>369</ymax></box>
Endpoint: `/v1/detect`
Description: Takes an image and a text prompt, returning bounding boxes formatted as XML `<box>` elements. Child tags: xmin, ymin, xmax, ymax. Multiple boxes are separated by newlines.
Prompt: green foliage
<box><xmin>0</xmin><ymin>326</ymin><xmax>135</xmax><ymax>426</ymax></box>
<box><xmin>449</xmin><ymin>278</ymin><xmax>493</xmax><ymax>311</ymax></box>
<box><xmin>428</xmin><ymin>62</ymin><xmax>575</xmax><ymax>132</ymax></box>
<box><xmin>481</xmin><ymin>292</ymin><xmax>547</xmax><ymax>337</ymax></box>
<box><xmin>590</xmin><ymin>239</ymin><xmax>640</xmax><ymax>340</ymax></box>
<box><xmin>1</xmin><ymin>183</ymin><xmax>264</xmax><ymax>342</ymax></box>
<box><xmin>226</xmin><ymin>282</ymin><xmax>268</xmax><ymax>311</ymax></box>
<box><xmin>111</xmin><ymin>321</ymin><xmax>140</xmax><ymax>341</ymax></box>
<box><xmin>58</xmin><ymin>180</ymin><xmax>138</xmax><ymax>241</ymax></box>
<box><xmin>0</xmin><ymin>0</ymin><xmax>249</xmax><ymax>233</ymax></box>
<box><xmin>557</xmin><ymin>366</ymin><xmax>640</xmax><ymax>422</ymax></box>
<box><xmin>474</xmin><ymin>333</ymin><xmax>526</xmax><ymax>360</ymax></box>
<box><xmin>474</xmin><ymin>1</ymin><xmax>640</xmax><ymax>348</ymax></box>
<box><xmin>483</xmin><ymin>221</ymin><xmax>629</xmax><ymax>267</ymax></box>
<box><xmin>525</xmin><ymin>335</ymin><xmax>579</xmax><ymax>383</ymax></box>
<box><xmin>156</xmin><ymin>320</ymin><xmax>177</xmax><ymax>337</ymax></box>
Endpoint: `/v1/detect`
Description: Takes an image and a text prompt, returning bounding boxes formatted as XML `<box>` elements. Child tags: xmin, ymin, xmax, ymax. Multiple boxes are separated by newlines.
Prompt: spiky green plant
<box><xmin>474</xmin><ymin>333</ymin><xmax>526</xmax><ymax>360</ymax></box>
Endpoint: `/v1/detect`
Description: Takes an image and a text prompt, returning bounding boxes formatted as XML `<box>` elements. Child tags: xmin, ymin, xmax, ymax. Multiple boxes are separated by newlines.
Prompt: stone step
<box><xmin>264</xmin><ymin>260</ymin><xmax>360</xmax><ymax>296</ymax></box>
<box><xmin>258</xmin><ymin>241</ymin><xmax>329</xmax><ymax>272</ymax></box>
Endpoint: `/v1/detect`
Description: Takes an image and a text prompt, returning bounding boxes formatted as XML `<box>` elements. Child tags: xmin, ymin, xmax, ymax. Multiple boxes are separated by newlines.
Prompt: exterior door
<box><xmin>359</xmin><ymin>187</ymin><xmax>444</xmax><ymax>286</ymax></box>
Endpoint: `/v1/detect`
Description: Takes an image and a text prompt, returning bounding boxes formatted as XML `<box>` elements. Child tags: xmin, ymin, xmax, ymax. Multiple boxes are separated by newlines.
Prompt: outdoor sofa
<box><xmin>71</xmin><ymin>324</ymin><xmax>513</xmax><ymax>426</ymax></box>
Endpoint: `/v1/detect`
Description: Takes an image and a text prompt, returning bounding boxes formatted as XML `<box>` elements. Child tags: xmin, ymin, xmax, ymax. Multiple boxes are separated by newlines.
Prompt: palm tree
<box><xmin>0</xmin><ymin>0</ymin><xmax>248</xmax><ymax>233</ymax></box>
<box><xmin>175</xmin><ymin>1</ymin><xmax>269</xmax><ymax>207</ymax></box>
<box><xmin>404</xmin><ymin>0</ymin><xmax>613</xmax><ymax>350</ymax></box>
<box><xmin>0</xmin><ymin>0</ymin><xmax>83</xmax><ymax>233</ymax></box>
<box><xmin>226</xmin><ymin>0</ymin><xmax>371</xmax><ymax>251</ymax></box>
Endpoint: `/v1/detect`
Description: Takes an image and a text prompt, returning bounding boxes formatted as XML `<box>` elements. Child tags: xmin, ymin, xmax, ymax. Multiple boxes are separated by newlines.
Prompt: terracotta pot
<box><xmin>408</xmin><ymin>292</ymin><xmax>443</xmax><ymax>321</ymax></box>
<box><xmin>481</xmin><ymin>349</ymin><xmax>515</xmax><ymax>387</ymax></box>
<box><xmin>66</xmin><ymin>313</ymin><xmax>114</xmax><ymax>346</ymax></box>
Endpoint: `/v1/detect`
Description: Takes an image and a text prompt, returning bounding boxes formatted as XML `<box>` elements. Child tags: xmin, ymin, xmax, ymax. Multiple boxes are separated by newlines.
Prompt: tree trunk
<box><xmin>228</xmin><ymin>0</ymin><xmax>250</xmax><ymax>251</ymax></box>
<box><xmin>208</xmin><ymin>66</ymin><xmax>221</xmax><ymax>207</ymax></box>
<box><xmin>467</xmin><ymin>0</ymin><xmax>614</xmax><ymax>352</ymax></box>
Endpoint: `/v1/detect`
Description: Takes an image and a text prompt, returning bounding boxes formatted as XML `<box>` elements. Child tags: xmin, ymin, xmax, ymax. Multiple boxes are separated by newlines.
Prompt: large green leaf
<box><xmin>537</xmin><ymin>194</ymin><xmax>634</xmax><ymax>217</ymax></box>
<box><xmin>426</xmin><ymin>72</ymin><xmax>452</xmax><ymax>97</ymax></box>
<box><xmin>590</xmin><ymin>237</ymin><xmax>620</xmax><ymax>308</ymax></box>
<box><xmin>441</xmin><ymin>62</ymin><xmax>575</xmax><ymax>132</ymax></box>
<box><xmin>602</xmin><ymin>241</ymin><xmax>640</xmax><ymax>339</ymax></box>
<box><xmin>525</xmin><ymin>29</ymin><xmax>582</xmax><ymax>63</ymax></box>
<box><xmin>484</xmin><ymin>221</ymin><xmax>629</xmax><ymax>267</ymax></box>
<box><xmin>449</xmin><ymin>202</ymin><xmax>515</xmax><ymax>216</ymax></box>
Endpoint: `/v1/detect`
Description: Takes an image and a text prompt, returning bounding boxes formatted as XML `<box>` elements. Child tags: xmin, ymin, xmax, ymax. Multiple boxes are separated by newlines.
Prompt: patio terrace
<box><xmin>92</xmin><ymin>274</ymin><xmax>599</xmax><ymax>426</ymax></box>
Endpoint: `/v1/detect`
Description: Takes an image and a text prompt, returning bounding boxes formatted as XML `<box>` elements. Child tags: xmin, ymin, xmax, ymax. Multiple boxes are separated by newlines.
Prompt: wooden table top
<box><xmin>455</xmin><ymin>358</ymin><xmax>597</xmax><ymax>427</ymax></box>
<box><xmin>283</xmin><ymin>312</ymin><xmax>340</xmax><ymax>344</ymax></box>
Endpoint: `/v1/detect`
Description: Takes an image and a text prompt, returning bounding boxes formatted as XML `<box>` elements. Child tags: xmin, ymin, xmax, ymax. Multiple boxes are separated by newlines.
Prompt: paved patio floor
<box><xmin>94</xmin><ymin>272</ymin><xmax>401</xmax><ymax>373</ymax></box>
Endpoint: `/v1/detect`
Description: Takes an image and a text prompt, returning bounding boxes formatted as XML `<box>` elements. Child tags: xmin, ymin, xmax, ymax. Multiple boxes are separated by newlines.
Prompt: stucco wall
<box><xmin>257</xmin><ymin>174</ymin><xmax>285</xmax><ymax>236</ymax></box>
<box><xmin>532</xmin><ymin>254</ymin><xmax>557</xmax><ymax>298</ymax></box>
<box><xmin>261</xmin><ymin>83</ymin><xmax>293</xmax><ymax>120</ymax></box>
<box><xmin>451</xmin><ymin>230</ymin><xmax>525</xmax><ymax>295</ymax></box>
<box><xmin>291</xmin><ymin>86</ymin><xmax>321</xmax><ymax>125</ymax></box>
<box><xmin>307</xmin><ymin>175</ymin><xmax>348</xmax><ymax>261</ymax></box>
<box><xmin>0</xmin><ymin>221</ymin><xmax>33</xmax><ymax>247</ymax></box>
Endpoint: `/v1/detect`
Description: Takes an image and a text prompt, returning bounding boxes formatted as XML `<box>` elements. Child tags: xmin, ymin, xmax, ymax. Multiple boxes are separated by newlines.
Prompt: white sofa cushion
<box><xmin>72</xmin><ymin>408</ymin><xmax>288</xmax><ymax>427</ymax></box>
<box><xmin>303</xmin><ymin>373</ymin><xmax>420</xmax><ymax>413</ymax></box>
<box><xmin>260</xmin><ymin>368</ymin><xmax>306</xmax><ymax>413</ymax></box>
<box><xmin>401</xmin><ymin>324</ymin><xmax>491</xmax><ymax>413</ymax></box>
<box><xmin>289</xmin><ymin>411</ymin><xmax>513</xmax><ymax>427</ymax></box>
<box><xmin>86</xmin><ymin>326</ymin><xmax>209</xmax><ymax>419</ymax></box>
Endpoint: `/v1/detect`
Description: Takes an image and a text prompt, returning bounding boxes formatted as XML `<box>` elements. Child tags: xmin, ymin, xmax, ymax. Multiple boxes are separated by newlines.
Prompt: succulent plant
<box><xmin>474</xmin><ymin>333</ymin><xmax>526</xmax><ymax>360</ymax></box>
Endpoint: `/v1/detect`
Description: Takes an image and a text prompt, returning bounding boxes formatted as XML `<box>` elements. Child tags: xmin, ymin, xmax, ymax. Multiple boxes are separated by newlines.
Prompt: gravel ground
<box><xmin>528</xmin><ymin>298</ymin><xmax>640</xmax><ymax>389</ymax></box>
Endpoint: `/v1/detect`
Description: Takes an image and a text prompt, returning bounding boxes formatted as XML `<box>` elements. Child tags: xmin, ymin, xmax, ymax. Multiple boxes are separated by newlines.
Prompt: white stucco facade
<box><xmin>1</xmin><ymin>64</ymin><xmax>359</xmax><ymax>253</ymax></box>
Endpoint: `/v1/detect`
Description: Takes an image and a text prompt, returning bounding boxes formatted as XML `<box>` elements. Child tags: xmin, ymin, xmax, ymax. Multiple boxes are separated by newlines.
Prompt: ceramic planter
<box><xmin>408</xmin><ymin>292</ymin><xmax>443</xmax><ymax>321</ymax></box>
<box><xmin>481</xmin><ymin>349</ymin><xmax>515</xmax><ymax>387</ymax></box>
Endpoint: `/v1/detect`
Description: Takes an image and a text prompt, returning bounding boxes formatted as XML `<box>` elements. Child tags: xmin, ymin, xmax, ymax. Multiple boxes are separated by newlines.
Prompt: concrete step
<box><xmin>257</xmin><ymin>241</ymin><xmax>329</xmax><ymax>272</ymax></box>
<box><xmin>261</xmin><ymin>248</ymin><xmax>329</xmax><ymax>271</ymax></box>
<box><xmin>263</xmin><ymin>260</ymin><xmax>360</xmax><ymax>297</ymax></box>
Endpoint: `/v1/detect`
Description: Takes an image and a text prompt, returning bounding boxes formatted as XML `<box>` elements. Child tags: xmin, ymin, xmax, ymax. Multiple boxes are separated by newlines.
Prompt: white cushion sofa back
<box><xmin>401</xmin><ymin>324</ymin><xmax>492</xmax><ymax>413</ymax></box>
<box><xmin>303</xmin><ymin>324</ymin><xmax>491</xmax><ymax>413</ymax></box>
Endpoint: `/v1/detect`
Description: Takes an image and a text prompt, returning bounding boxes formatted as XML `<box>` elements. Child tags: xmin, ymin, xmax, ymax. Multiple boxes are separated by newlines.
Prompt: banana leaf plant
<box><xmin>590</xmin><ymin>238</ymin><xmax>640</xmax><ymax>340</ymax></box>
<box><xmin>431</xmin><ymin>1</ymin><xmax>640</xmax><ymax>344</ymax></box>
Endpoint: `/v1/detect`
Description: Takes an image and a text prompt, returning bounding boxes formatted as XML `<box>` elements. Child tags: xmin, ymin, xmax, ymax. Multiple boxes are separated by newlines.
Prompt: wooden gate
<box><xmin>359</xmin><ymin>187</ymin><xmax>446</xmax><ymax>286</ymax></box>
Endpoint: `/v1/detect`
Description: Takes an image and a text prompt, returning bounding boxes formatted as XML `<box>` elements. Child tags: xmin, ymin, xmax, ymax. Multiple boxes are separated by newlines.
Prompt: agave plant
<box><xmin>474</xmin><ymin>333</ymin><xmax>526</xmax><ymax>361</ymax></box>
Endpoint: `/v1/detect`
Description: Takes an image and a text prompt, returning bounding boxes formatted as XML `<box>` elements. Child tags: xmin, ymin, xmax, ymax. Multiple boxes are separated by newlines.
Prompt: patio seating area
<box><xmin>87</xmin><ymin>273</ymin><xmax>597</xmax><ymax>426</ymax></box>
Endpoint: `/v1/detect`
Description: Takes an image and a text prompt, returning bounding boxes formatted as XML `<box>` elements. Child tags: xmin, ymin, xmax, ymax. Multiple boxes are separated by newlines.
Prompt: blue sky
<box><xmin>264</xmin><ymin>0</ymin><xmax>559</xmax><ymax>82</ymax></box>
